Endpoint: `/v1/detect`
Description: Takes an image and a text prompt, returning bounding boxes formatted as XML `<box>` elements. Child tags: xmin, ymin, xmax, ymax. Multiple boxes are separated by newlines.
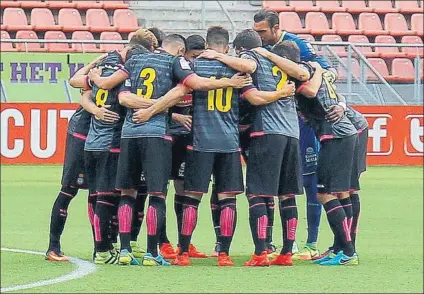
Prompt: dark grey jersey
<box><xmin>346</xmin><ymin>105</ymin><xmax>368</xmax><ymax>132</ymax></box>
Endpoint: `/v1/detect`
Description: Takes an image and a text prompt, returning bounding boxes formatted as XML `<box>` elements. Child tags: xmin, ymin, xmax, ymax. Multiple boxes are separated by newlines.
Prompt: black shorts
<box><xmin>246</xmin><ymin>134</ymin><xmax>303</xmax><ymax>197</ymax></box>
<box><xmin>184</xmin><ymin>149</ymin><xmax>244</xmax><ymax>195</ymax></box>
<box><xmin>84</xmin><ymin>151</ymin><xmax>119</xmax><ymax>194</ymax></box>
<box><xmin>170</xmin><ymin>134</ymin><xmax>190</xmax><ymax>180</ymax></box>
<box><xmin>358</xmin><ymin>128</ymin><xmax>368</xmax><ymax>175</ymax></box>
<box><xmin>116</xmin><ymin>137</ymin><xmax>172</xmax><ymax>194</ymax></box>
<box><xmin>240</xmin><ymin>129</ymin><xmax>250</xmax><ymax>163</ymax></box>
<box><xmin>61</xmin><ymin>133</ymin><xmax>88</xmax><ymax>189</ymax></box>
<box><xmin>317</xmin><ymin>134</ymin><xmax>358</xmax><ymax>194</ymax></box>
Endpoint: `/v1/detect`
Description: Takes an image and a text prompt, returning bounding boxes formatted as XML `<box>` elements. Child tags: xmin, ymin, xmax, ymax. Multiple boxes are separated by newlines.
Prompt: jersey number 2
<box><xmin>95</xmin><ymin>89</ymin><xmax>108</xmax><ymax>106</ymax></box>
<box><xmin>137</xmin><ymin>68</ymin><xmax>156</xmax><ymax>99</ymax></box>
<box><xmin>207</xmin><ymin>76</ymin><xmax>233</xmax><ymax>113</ymax></box>
<box><xmin>272</xmin><ymin>66</ymin><xmax>288</xmax><ymax>90</ymax></box>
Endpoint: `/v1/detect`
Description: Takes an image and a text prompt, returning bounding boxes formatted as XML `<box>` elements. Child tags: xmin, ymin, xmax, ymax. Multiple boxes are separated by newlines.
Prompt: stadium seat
<box><xmin>290</xmin><ymin>0</ymin><xmax>320</xmax><ymax>12</ymax></box>
<box><xmin>401</xmin><ymin>36</ymin><xmax>424</xmax><ymax>58</ymax></box>
<box><xmin>278</xmin><ymin>12</ymin><xmax>311</xmax><ymax>34</ymax></box>
<box><xmin>0</xmin><ymin>1</ymin><xmax>21</xmax><ymax>8</ymax></box>
<box><xmin>297</xmin><ymin>34</ymin><xmax>315</xmax><ymax>42</ymax></box>
<box><xmin>72</xmin><ymin>31</ymin><xmax>101</xmax><ymax>52</ymax></box>
<box><xmin>341</xmin><ymin>0</ymin><xmax>373</xmax><ymax>13</ymax></box>
<box><xmin>86</xmin><ymin>9</ymin><xmax>116</xmax><ymax>32</ymax></box>
<box><xmin>2</xmin><ymin>8</ymin><xmax>33</xmax><ymax>31</ymax></box>
<box><xmin>338</xmin><ymin>58</ymin><xmax>361</xmax><ymax>79</ymax></box>
<box><xmin>316</xmin><ymin>1</ymin><xmax>346</xmax><ymax>13</ymax></box>
<box><xmin>375</xmin><ymin>35</ymin><xmax>405</xmax><ymax>58</ymax></box>
<box><xmin>31</xmin><ymin>8</ymin><xmax>63</xmax><ymax>31</ymax></box>
<box><xmin>102</xmin><ymin>0</ymin><xmax>130</xmax><ymax>9</ymax></box>
<box><xmin>320</xmin><ymin>34</ymin><xmax>346</xmax><ymax>56</ymax></box>
<box><xmin>348</xmin><ymin>35</ymin><xmax>379</xmax><ymax>58</ymax></box>
<box><xmin>411</xmin><ymin>14</ymin><xmax>424</xmax><ymax>36</ymax></box>
<box><xmin>384</xmin><ymin>13</ymin><xmax>417</xmax><ymax>36</ymax></box>
<box><xmin>367</xmin><ymin>58</ymin><xmax>390</xmax><ymax>80</ymax></box>
<box><xmin>20</xmin><ymin>1</ymin><xmax>48</xmax><ymax>8</ymax></box>
<box><xmin>113</xmin><ymin>9</ymin><xmax>138</xmax><ymax>33</ymax></box>
<box><xmin>358</xmin><ymin>12</ymin><xmax>388</xmax><ymax>36</ymax></box>
<box><xmin>395</xmin><ymin>0</ymin><xmax>422</xmax><ymax>13</ymax></box>
<box><xmin>128</xmin><ymin>31</ymin><xmax>136</xmax><ymax>40</ymax></box>
<box><xmin>0</xmin><ymin>30</ymin><xmax>16</xmax><ymax>51</ymax></box>
<box><xmin>305</xmin><ymin>12</ymin><xmax>336</xmax><ymax>35</ymax></box>
<box><xmin>368</xmin><ymin>0</ymin><xmax>398</xmax><ymax>13</ymax></box>
<box><xmin>58</xmin><ymin>8</ymin><xmax>86</xmax><ymax>32</ymax></box>
<box><xmin>74</xmin><ymin>0</ymin><xmax>103</xmax><ymax>9</ymax></box>
<box><xmin>389</xmin><ymin>58</ymin><xmax>415</xmax><ymax>82</ymax></box>
<box><xmin>46</xmin><ymin>1</ymin><xmax>76</xmax><ymax>9</ymax></box>
<box><xmin>262</xmin><ymin>1</ymin><xmax>294</xmax><ymax>12</ymax></box>
<box><xmin>332</xmin><ymin>12</ymin><xmax>363</xmax><ymax>36</ymax></box>
<box><xmin>100</xmin><ymin>31</ymin><xmax>124</xmax><ymax>52</ymax></box>
<box><xmin>44</xmin><ymin>31</ymin><xmax>72</xmax><ymax>52</ymax></box>
<box><xmin>15</xmin><ymin>30</ymin><xmax>46</xmax><ymax>52</ymax></box>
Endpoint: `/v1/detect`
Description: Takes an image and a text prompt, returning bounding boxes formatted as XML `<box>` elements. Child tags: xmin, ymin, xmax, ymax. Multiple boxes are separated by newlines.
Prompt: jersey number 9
<box><xmin>137</xmin><ymin>68</ymin><xmax>156</xmax><ymax>99</ymax></box>
<box><xmin>272</xmin><ymin>66</ymin><xmax>288</xmax><ymax>90</ymax></box>
<box><xmin>207</xmin><ymin>76</ymin><xmax>233</xmax><ymax>113</ymax></box>
<box><xmin>95</xmin><ymin>89</ymin><xmax>108</xmax><ymax>106</ymax></box>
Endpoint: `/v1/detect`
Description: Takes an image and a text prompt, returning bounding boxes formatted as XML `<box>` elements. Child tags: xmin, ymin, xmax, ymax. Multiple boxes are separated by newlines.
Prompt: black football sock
<box><xmin>110</xmin><ymin>196</ymin><xmax>120</xmax><ymax>245</ymax></box>
<box><xmin>178</xmin><ymin>196</ymin><xmax>201</xmax><ymax>254</ymax></box>
<box><xmin>279</xmin><ymin>197</ymin><xmax>298</xmax><ymax>255</ymax></box>
<box><xmin>219</xmin><ymin>198</ymin><xmax>237</xmax><ymax>255</ymax></box>
<box><xmin>174</xmin><ymin>194</ymin><xmax>185</xmax><ymax>241</ymax></box>
<box><xmin>118</xmin><ymin>195</ymin><xmax>136</xmax><ymax>252</ymax></box>
<box><xmin>158</xmin><ymin>204</ymin><xmax>170</xmax><ymax>246</ymax></box>
<box><xmin>323</xmin><ymin>199</ymin><xmax>354</xmax><ymax>257</ymax></box>
<box><xmin>247</xmin><ymin>196</ymin><xmax>268</xmax><ymax>255</ymax></box>
<box><xmin>264</xmin><ymin>197</ymin><xmax>275</xmax><ymax>249</ymax></box>
<box><xmin>146</xmin><ymin>196</ymin><xmax>166</xmax><ymax>257</ymax></box>
<box><xmin>131</xmin><ymin>189</ymin><xmax>147</xmax><ymax>242</ymax></box>
<box><xmin>87</xmin><ymin>190</ymin><xmax>97</xmax><ymax>250</ymax></box>
<box><xmin>210</xmin><ymin>184</ymin><xmax>221</xmax><ymax>243</ymax></box>
<box><xmin>350</xmin><ymin>193</ymin><xmax>361</xmax><ymax>251</ymax></box>
<box><xmin>48</xmin><ymin>186</ymin><xmax>78</xmax><ymax>252</ymax></box>
<box><xmin>94</xmin><ymin>195</ymin><xmax>115</xmax><ymax>252</ymax></box>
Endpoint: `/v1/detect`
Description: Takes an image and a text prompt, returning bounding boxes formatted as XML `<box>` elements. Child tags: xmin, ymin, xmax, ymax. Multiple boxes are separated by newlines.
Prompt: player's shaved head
<box><xmin>132</xmin><ymin>28</ymin><xmax>158</xmax><ymax>51</ymax></box>
<box><xmin>162</xmin><ymin>34</ymin><xmax>186</xmax><ymax>56</ymax></box>
<box><xmin>233</xmin><ymin>29</ymin><xmax>262</xmax><ymax>52</ymax></box>
<box><xmin>206</xmin><ymin>26</ymin><xmax>229</xmax><ymax>47</ymax></box>
<box><xmin>271</xmin><ymin>40</ymin><xmax>301</xmax><ymax>63</ymax></box>
<box><xmin>148</xmin><ymin>27</ymin><xmax>166</xmax><ymax>47</ymax></box>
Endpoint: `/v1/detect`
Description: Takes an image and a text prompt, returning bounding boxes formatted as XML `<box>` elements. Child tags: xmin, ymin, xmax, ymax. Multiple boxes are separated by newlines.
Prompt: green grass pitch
<box><xmin>1</xmin><ymin>165</ymin><xmax>423</xmax><ymax>293</ymax></box>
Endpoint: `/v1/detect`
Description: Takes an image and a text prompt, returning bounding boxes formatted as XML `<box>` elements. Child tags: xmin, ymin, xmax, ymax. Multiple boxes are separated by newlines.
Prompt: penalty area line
<box><xmin>1</xmin><ymin>247</ymin><xmax>96</xmax><ymax>293</ymax></box>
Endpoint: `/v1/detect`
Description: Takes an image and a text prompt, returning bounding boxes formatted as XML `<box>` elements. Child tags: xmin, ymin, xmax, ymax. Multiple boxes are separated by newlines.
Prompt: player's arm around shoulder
<box><xmin>80</xmin><ymin>89</ymin><xmax>120</xmax><ymax>123</ymax></box>
<box><xmin>198</xmin><ymin>49</ymin><xmax>257</xmax><ymax>74</ymax></box>
<box><xmin>243</xmin><ymin>81</ymin><xmax>296</xmax><ymax>105</ymax></box>
<box><xmin>69</xmin><ymin>53</ymin><xmax>107</xmax><ymax>89</ymax></box>
<box><xmin>297</xmin><ymin>62</ymin><xmax>323</xmax><ymax>98</ymax></box>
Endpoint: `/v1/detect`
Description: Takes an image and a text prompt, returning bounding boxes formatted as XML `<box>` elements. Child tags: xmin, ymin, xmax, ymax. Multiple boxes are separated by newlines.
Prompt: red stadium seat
<box><xmin>100</xmin><ymin>31</ymin><xmax>124</xmax><ymax>52</ymax></box>
<box><xmin>86</xmin><ymin>9</ymin><xmax>116</xmax><ymax>32</ymax></box>
<box><xmin>320</xmin><ymin>34</ymin><xmax>346</xmax><ymax>56</ymax></box>
<box><xmin>0</xmin><ymin>1</ymin><xmax>21</xmax><ymax>8</ymax></box>
<box><xmin>113</xmin><ymin>9</ymin><xmax>138</xmax><ymax>33</ymax></box>
<box><xmin>305</xmin><ymin>12</ymin><xmax>336</xmax><ymax>35</ymax></box>
<box><xmin>338</xmin><ymin>58</ymin><xmax>361</xmax><ymax>79</ymax></box>
<box><xmin>316</xmin><ymin>0</ymin><xmax>346</xmax><ymax>13</ymax></box>
<box><xmin>0</xmin><ymin>30</ymin><xmax>17</xmax><ymax>51</ymax></box>
<box><xmin>384</xmin><ymin>13</ymin><xmax>417</xmax><ymax>36</ymax></box>
<box><xmin>31</xmin><ymin>8</ymin><xmax>63</xmax><ymax>31</ymax></box>
<box><xmin>395</xmin><ymin>0</ymin><xmax>422</xmax><ymax>13</ymax></box>
<box><xmin>74</xmin><ymin>0</ymin><xmax>103</xmax><ymax>9</ymax></box>
<box><xmin>389</xmin><ymin>58</ymin><xmax>415</xmax><ymax>82</ymax></box>
<box><xmin>15</xmin><ymin>30</ymin><xmax>46</xmax><ymax>52</ymax></box>
<box><xmin>332</xmin><ymin>12</ymin><xmax>363</xmax><ymax>36</ymax></box>
<box><xmin>368</xmin><ymin>0</ymin><xmax>398</xmax><ymax>13</ymax></box>
<box><xmin>358</xmin><ymin>12</ymin><xmax>388</xmax><ymax>36</ymax></box>
<box><xmin>46</xmin><ymin>1</ymin><xmax>76</xmax><ymax>9</ymax></box>
<box><xmin>411</xmin><ymin>14</ymin><xmax>424</xmax><ymax>36</ymax></box>
<box><xmin>367</xmin><ymin>58</ymin><xmax>390</xmax><ymax>80</ymax></box>
<box><xmin>102</xmin><ymin>0</ymin><xmax>130</xmax><ymax>10</ymax></box>
<box><xmin>72</xmin><ymin>31</ymin><xmax>100</xmax><ymax>52</ymax></box>
<box><xmin>348</xmin><ymin>35</ymin><xmax>379</xmax><ymax>58</ymax></box>
<box><xmin>3</xmin><ymin>8</ymin><xmax>33</xmax><ymax>31</ymax></box>
<box><xmin>290</xmin><ymin>0</ymin><xmax>320</xmax><ymax>12</ymax></box>
<box><xmin>401</xmin><ymin>36</ymin><xmax>424</xmax><ymax>58</ymax></box>
<box><xmin>44</xmin><ymin>31</ymin><xmax>73</xmax><ymax>52</ymax></box>
<box><xmin>262</xmin><ymin>1</ymin><xmax>293</xmax><ymax>11</ymax></box>
<box><xmin>58</xmin><ymin>8</ymin><xmax>86</xmax><ymax>32</ymax></box>
<box><xmin>20</xmin><ymin>1</ymin><xmax>48</xmax><ymax>8</ymax></box>
<box><xmin>297</xmin><ymin>34</ymin><xmax>315</xmax><ymax>42</ymax></box>
<box><xmin>341</xmin><ymin>0</ymin><xmax>373</xmax><ymax>13</ymax></box>
<box><xmin>278</xmin><ymin>12</ymin><xmax>311</xmax><ymax>34</ymax></box>
<box><xmin>375</xmin><ymin>35</ymin><xmax>405</xmax><ymax>58</ymax></box>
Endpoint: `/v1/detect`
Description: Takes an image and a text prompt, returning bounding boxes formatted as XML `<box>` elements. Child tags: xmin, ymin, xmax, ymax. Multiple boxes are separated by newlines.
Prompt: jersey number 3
<box><xmin>207</xmin><ymin>76</ymin><xmax>233</xmax><ymax>113</ymax></box>
<box><xmin>137</xmin><ymin>68</ymin><xmax>156</xmax><ymax>99</ymax></box>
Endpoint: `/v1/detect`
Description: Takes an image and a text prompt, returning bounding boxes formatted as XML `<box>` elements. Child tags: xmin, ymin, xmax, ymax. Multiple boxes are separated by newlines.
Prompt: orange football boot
<box><xmin>159</xmin><ymin>243</ymin><xmax>177</xmax><ymax>259</ymax></box>
<box><xmin>270</xmin><ymin>253</ymin><xmax>294</xmax><ymax>266</ymax></box>
<box><xmin>45</xmin><ymin>250</ymin><xmax>69</xmax><ymax>262</ymax></box>
<box><xmin>217</xmin><ymin>252</ymin><xmax>234</xmax><ymax>266</ymax></box>
<box><xmin>244</xmin><ymin>251</ymin><xmax>270</xmax><ymax>267</ymax></box>
<box><xmin>171</xmin><ymin>252</ymin><xmax>191</xmax><ymax>266</ymax></box>
<box><xmin>188</xmin><ymin>244</ymin><xmax>207</xmax><ymax>258</ymax></box>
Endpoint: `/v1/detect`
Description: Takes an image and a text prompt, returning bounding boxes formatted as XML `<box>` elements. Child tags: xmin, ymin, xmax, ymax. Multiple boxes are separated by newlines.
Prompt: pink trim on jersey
<box><xmin>177</xmin><ymin>82</ymin><xmax>193</xmax><ymax>93</ymax></box>
<box><xmin>146</xmin><ymin>206</ymin><xmax>157</xmax><ymax>236</ymax></box>
<box><xmin>181</xmin><ymin>206</ymin><xmax>198</xmax><ymax>236</ymax></box>
<box><xmin>148</xmin><ymin>192</ymin><xmax>166</xmax><ymax>197</ymax></box>
<box><xmin>319</xmin><ymin>134</ymin><xmax>335</xmax><ymax>141</ymax></box>
<box><xmin>118</xmin><ymin>204</ymin><xmax>132</xmax><ymax>233</ymax></box>
<box><xmin>342</xmin><ymin>217</ymin><xmax>352</xmax><ymax>242</ymax></box>
<box><xmin>88</xmin><ymin>203</ymin><xmax>95</xmax><ymax>226</ymax></box>
<box><xmin>250</xmin><ymin>131</ymin><xmax>265</xmax><ymax>138</ymax></box>
<box><xmin>60</xmin><ymin>191</ymin><xmax>74</xmax><ymax>198</ymax></box>
<box><xmin>357</xmin><ymin>129</ymin><xmax>363</xmax><ymax>134</ymax></box>
<box><xmin>241</xmin><ymin>88</ymin><xmax>256</xmax><ymax>98</ymax></box>
<box><xmin>287</xmin><ymin>218</ymin><xmax>298</xmax><ymax>241</ymax></box>
<box><xmin>257</xmin><ymin>215</ymin><xmax>268</xmax><ymax>239</ymax></box>
<box><xmin>73</xmin><ymin>133</ymin><xmax>87</xmax><ymax>140</ymax></box>
<box><xmin>89</xmin><ymin>193</ymin><xmax>98</xmax><ymax>197</ymax></box>
<box><xmin>97</xmin><ymin>192</ymin><xmax>115</xmax><ymax>196</ymax></box>
<box><xmin>296</xmin><ymin>81</ymin><xmax>309</xmax><ymax>94</ymax></box>
<box><xmin>97</xmin><ymin>200</ymin><xmax>115</xmax><ymax>207</ymax></box>
<box><xmin>187</xmin><ymin>145</ymin><xmax>194</xmax><ymax>150</ymax></box>
<box><xmin>118</xmin><ymin>68</ymin><xmax>130</xmax><ymax>78</ymax></box>
<box><xmin>326</xmin><ymin>205</ymin><xmax>342</xmax><ymax>214</ymax></box>
<box><xmin>184</xmin><ymin>190</ymin><xmax>204</xmax><ymax>195</ymax></box>
<box><xmin>110</xmin><ymin>148</ymin><xmax>120</xmax><ymax>153</ymax></box>
<box><xmin>220</xmin><ymin>207</ymin><xmax>236</xmax><ymax>237</ymax></box>
<box><xmin>182</xmin><ymin>73</ymin><xmax>196</xmax><ymax>88</ymax></box>
<box><xmin>163</xmin><ymin>136</ymin><xmax>173</xmax><ymax>142</ymax></box>
<box><xmin>84</xmin><ymin>76</ymin><xmax>91</xmax><ymax>90</ymax></box>
<box><xmin>219</xmin><ymin>190</ymin><xmax>244</xmax><ymax>195</ymax></box>
<box><xmin>249</xmin><ymin>203</ymin><xmax>265</xmax><ymax>209</ymax></box>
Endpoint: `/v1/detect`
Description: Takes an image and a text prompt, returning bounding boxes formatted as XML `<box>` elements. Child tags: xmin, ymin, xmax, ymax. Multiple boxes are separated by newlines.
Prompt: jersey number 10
<box><xmin>207</xmin><ymin>76</ymin><xmax>233</xmax><ymax>113</ymax></box>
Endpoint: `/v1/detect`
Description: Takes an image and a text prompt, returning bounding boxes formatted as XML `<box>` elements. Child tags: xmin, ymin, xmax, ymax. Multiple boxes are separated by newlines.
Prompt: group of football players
<box><xmin>45</xmin><ymin>9</ymin><xmax>368</xmax><ymax>267</ymax></box>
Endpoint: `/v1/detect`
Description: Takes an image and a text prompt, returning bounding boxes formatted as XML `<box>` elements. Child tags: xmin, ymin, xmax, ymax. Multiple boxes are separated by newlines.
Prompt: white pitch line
<box><xmin>1</xmin><ymin>247</ymin><xmax>96</xmax><ymax>293</ymax></box>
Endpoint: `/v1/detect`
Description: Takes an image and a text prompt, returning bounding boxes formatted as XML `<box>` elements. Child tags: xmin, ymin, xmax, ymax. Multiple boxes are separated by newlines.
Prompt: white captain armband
<box><xmin>338</xmin><ymin>102</ymin><xmax>347</xmax><ymax>111</ymax></box>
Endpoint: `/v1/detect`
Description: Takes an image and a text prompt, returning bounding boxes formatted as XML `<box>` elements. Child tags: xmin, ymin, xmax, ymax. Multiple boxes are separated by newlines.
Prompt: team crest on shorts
<box><xmin>178</xmin><ymin>162</ymin><xmax>185</xmax><ymax>178</ymax></box>
<box><xmin>140</xmin><ymin>172</ymin><xmax>146</xmax><ymax>182</ymax></box>
<box><xmin>77</xmin><ymin>174</ymin><xmax>85</xmax><ymax>185</ymax></box>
